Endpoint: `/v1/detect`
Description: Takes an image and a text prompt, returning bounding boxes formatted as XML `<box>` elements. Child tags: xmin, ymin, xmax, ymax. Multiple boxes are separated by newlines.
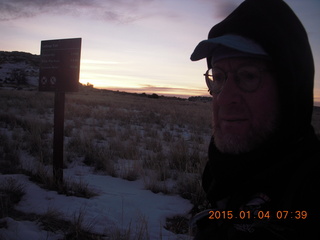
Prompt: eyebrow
<box><xmin>212</xmin><ymin>58</ymin><xmax>269</xmax><ymax>69</ymax></box>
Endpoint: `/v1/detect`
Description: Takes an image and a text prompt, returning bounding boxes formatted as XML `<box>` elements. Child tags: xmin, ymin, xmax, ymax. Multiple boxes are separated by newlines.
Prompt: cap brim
<box><xmin>190</xmin><ymin>34</ymin><xmax>268</xmax><ymax>61</ymax></box>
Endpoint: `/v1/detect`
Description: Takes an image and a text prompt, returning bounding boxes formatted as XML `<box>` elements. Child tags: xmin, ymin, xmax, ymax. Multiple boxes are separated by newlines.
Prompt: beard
<box><xmin>213</xmin><ymin>114</ymin><xmax>279</xmax><ymax>155</ymax></box>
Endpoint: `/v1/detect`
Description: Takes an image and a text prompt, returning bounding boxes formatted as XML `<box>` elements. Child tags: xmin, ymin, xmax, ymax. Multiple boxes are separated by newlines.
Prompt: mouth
<box><xmin>219</xmin><ymin>118</ymin><xmax>249</xmax><ymax>134</ymax></box>
<box><xmin>221</xmin><ymin>118</ymin><xmax>248</xmax><ymax>122</ymax></box>
<box><xmin>219</xmin><ymin>118</ymin><xmax>249</xmax><ymax>129</ymax></box>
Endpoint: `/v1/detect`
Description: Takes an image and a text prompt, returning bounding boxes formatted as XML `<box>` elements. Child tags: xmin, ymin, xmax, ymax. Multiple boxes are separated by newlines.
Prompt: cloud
<box><xmin>0</xmin><ymin>0</ymin><xmax>157</xmax><ymax>23</ymax></box>
<box><xmin>0</xmin><ymin>0</ymin><xmax>240</xmax><ymax>23</ymax></box>
<box><xmin>0</xmin><ymin>0</ymin><xmax>94</xmax><ymax>21</ymax></box>
<box><xmin>197</xmin><ymin>0</ymin><xmax>240</xmax><ymax>19</ymax></box>
<box><xmin>109</xmin><ymin>84</ymin><xmax>208</xmax><ymax>98</ymax></box>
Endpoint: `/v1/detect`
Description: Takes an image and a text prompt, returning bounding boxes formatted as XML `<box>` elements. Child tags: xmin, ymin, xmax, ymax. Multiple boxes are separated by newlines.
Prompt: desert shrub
<box><xmin>66</xmin><ymin>131</ymin><xmax>116</xmax><ymax>175</ymax></box>
<box><xmin>37</xmin><ymin>208</ymin><xmax>69</xmax><ymax>233</ymax></box>
<box><xmin>0</xmin><ymin>177</ymin><xmax>25</xmax><ymax>218</ymax></box>
<box><xmin>37</xmin><ymin>208</ymin><xmax>104</xmax><ymax>240</ymax></box>
<box><xmin>143</xmin><ymin>176</ymin><xmax>170</xmax><ymax>194</ymax></box>
<box><xmin>0</xmin><ymin>110</ymin><xmax>52</xmax><ymax>164</ymax></box>
<box><xmin>168</xmin><ymin>139</ymin><xmax>190</xmax><ymax>172</ymax></box>
<box><xmin>119</xmin><ymin>141</ymin><xmax>141</xmax><ymax>160</ymax></box>
<box><xmin>176</xmin><ymin>173</ymin><xmax>208</xmax><ymax>211</ymax></box>
<box><xmin>106</xmin><ymin>212</ymin><xmax>150</xmax><ymax>240</ymax></box>
<box><xmin>120</xmin><ymin>166</ymin><xmax>140</xmax><ymax>181</ymax></box>
<box><xmin>0</xmin><ymin>88</ymin><xmax>215</xmax><ymax>234</ymax></box>
<box><xmin>0</xmin><ymin>131</ymin><xmax>21</xmax><ymax>174</ymax></box>
<box><xmin>22</xmin><ymin>119</ymin><xmax>52</xmax><ymax>163</ymax></box>
<box><xmin>26</xmin><ymin>165</ymin><xmax>98</xmax><ymax>198</ymax></box>
<box><xmin>145</xmin><ymin>138</ymin><xmax>163</xmax><ymax>153</ymax></box>
<box><xmin>165</xmin><ymin>215</ymin><xmax>189</xmax><ymax>235</ymax></box>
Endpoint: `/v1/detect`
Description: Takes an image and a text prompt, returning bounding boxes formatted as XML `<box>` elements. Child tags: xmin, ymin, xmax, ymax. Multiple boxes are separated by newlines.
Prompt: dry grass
<box><xmin>1</xmin><ymin>87</ymin><xmax>318</xmax><ymax>238</ymax></box>
<box><xmin>0</xmin><ymin>177</ymin><xmax>25</xmax><ymax>218</ymax></box>
<box><xmin>0</xmin><ymin>87</ymin><xmax>212</xmax><ymax>238</ymax></box>
<box><xmin>106</xmin><ymin>212</ymin><xmax>150</xmax><ymax>240</ymax></box>
<box><xmin>24</xmin><ymin>165</ymin><xmax>98</xmax><ymax>198</ymax></box>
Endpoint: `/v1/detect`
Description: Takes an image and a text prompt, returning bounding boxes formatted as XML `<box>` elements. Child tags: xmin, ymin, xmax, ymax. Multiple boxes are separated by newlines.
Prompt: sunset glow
<box><xmin>0</xmin><ymin>0</ymin><xmax>319</xmax><ymax>102</ymax></box>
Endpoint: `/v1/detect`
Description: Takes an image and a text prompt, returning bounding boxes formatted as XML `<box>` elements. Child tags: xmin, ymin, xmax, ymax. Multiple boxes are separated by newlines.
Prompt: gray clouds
<box><xmin>0</xmin><ymin>0</ymin><xmax>240</xmax><ymax>23</ymax></box>
<box><xmin>0</xmin><ymin>0</ymin><xmax>156</xmax><ymax>23</ymax></box>
<box><xmin>196</xmin><ymin>0</ymin><xmax>240</xmax><ymax>19</ymax></box>
<box><xmin>0</xmin><ymin>0</ymin><xmax>92</xmax><ymax>20</ymax></box>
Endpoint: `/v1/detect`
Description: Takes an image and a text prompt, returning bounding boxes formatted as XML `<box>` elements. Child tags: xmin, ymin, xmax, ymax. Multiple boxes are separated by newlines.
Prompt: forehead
<box><xmin>211</xmin><ymin>57</ymin><xmax>272</xmax><ymax>69</ymax></box>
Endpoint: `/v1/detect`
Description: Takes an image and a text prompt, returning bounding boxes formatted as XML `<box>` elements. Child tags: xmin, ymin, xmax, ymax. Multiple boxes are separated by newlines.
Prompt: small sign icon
<box><xmin>50</xmin><ymin>76</ymin><xmax>57</xmax><ymax>85</ymax></box>
<box><xmin>41</xmin><ymin>77</ymin><xmax>47</xmax><ymax>85</ymax></box>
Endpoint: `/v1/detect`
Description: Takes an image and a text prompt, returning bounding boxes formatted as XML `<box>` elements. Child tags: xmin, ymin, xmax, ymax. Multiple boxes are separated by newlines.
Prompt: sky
<box><xmin>0</xmin><ymin>0</ymin><xmax>320</xmax><ymax>103</ymax></box>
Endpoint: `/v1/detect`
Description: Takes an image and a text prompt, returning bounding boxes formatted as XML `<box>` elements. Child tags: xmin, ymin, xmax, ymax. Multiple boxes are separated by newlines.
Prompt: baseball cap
<box><xmin>190</xmin><ymin>34</ymin><xmax>269</xmax><ymax>62</ymax></box>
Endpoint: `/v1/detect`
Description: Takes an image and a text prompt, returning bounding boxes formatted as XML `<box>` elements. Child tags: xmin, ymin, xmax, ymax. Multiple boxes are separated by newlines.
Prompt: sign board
<box><xmin>39</xmin><ymin>38</ymin><xmax>81</xmax><ymax>92</ymax></box>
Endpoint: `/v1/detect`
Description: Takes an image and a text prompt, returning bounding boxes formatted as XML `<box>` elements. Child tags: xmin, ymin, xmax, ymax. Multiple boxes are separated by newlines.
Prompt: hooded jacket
<box><xmin>193</xmin><ymin>0</ymin><xmax>320</xmax><ymax>239</ymax></box>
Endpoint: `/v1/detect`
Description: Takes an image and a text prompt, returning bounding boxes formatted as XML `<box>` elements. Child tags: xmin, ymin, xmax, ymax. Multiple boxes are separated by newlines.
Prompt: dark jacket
<box><xmin>194</xmin><ymin>0</ymin><xmax>320</xmax><ymax>239</ymax></box>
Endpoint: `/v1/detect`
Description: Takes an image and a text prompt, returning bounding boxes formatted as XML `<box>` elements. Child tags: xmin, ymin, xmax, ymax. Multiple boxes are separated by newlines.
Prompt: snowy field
<box><xmin>1</xmin><ymin>169</ymin><xmax>191</xmax><ymax>240</ymax></box>
<box><xmin>1</xmin><ymin>87</ymin><xmax>319</xmax><ymax>240</ymax></box>
<box><xmin>0</xmin><ymin>88</ymin><xmax>213</xmax><ymax>240</ymax></box>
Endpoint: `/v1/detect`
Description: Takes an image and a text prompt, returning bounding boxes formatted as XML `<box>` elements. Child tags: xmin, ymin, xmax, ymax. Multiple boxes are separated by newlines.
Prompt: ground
<box><xmin>0</xmin><ymin>87</ymin><xmax>212</xmax><ymax>240</ymax></box>
<box><xmin>1</xmin><ymin>87</ymin><xmax>319</xmax><ymax>239</ymax></box>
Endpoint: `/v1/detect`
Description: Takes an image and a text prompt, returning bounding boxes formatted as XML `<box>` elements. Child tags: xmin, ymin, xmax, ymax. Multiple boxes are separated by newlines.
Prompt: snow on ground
<box><xmin>0</xmin><ymin>217</ymin><xmax>64</xmax><ymax>240</ymax></box>
<box><xmin>0</xmin><ymin>62</ymin><xmax>39</xmax><ymax>86</ymax></box>
<box><xmin>0</xmin><ymin>165</ymin><xmax>193</xmax><ymax>240</ymax></box>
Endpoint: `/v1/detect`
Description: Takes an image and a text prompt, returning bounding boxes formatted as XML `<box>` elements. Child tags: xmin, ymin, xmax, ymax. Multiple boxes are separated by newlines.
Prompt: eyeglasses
<box><xmin>204</xmin><ymin>65</ymin><xmax>268</xmax><ymax>95</ymax></box>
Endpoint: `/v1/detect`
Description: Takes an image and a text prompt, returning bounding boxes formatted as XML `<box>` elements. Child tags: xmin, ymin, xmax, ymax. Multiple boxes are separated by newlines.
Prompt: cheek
<box><xmin>212</xmin><ymin>98</ymin><xmax>219</xmax><ymax>123</ymax></box>
<box><xmin>249</xmin><ymin>83</ymin><xmax>279</xmax><ymax>126</ymax></box>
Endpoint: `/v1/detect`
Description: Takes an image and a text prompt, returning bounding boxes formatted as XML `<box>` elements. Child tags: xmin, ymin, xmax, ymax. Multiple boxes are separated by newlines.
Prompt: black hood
<box><xmin>206</xmin><ymin>0</ymin><xmax>315</xmax><ymax>142</ymax></box>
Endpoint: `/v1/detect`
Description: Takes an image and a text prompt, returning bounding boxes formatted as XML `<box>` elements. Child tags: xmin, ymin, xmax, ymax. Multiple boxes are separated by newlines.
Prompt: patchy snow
<box><xmin>0</xmin><ymin>217</ymin><xmax>63</xmax><ymax>240</ymax></box>
<box><xmin>0</xmin><ymin>88</ymin><xmax>211</xmax><ymax>239</ymax></box>
<box><xmin>0</xmin><ymin>166</ymin><xmax>193</xmax><ymax>239</ymax></box>
<box><xmin>0</xmin><ymin>62</ymin><xmax>39</xmax><ymax>86</ymax></box>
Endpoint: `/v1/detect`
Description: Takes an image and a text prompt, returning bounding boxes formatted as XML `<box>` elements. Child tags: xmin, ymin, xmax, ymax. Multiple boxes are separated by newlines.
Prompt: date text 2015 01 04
<box><xmin>208</xmin><ymin>210</ymin><xmax>308</xmax><ymax>220</ymax></box>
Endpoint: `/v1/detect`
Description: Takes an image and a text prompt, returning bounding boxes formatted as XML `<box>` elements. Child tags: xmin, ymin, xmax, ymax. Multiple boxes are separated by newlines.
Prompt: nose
<box><xmin>215</xmin><ymin>74</ymin><xmax>243</xmax><ymax>106</ymax></box>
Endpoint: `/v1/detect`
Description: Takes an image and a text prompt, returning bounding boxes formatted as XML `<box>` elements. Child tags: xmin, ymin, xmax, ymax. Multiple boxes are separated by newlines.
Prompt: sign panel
<box><xmin>39</xmin><ymin>38</ymin><xmax>81</xmax><ymax>92</ymax></box>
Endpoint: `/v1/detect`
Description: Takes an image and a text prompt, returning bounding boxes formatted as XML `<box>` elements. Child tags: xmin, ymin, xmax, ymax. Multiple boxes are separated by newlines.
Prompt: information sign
<box><xmin>39</xmin><ymin>38</ymin><xmax>81</xmax><ymax>92</ymax></box>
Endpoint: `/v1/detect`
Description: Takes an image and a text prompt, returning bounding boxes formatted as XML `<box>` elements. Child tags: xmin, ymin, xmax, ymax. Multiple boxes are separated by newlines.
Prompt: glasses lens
<box><xmin>237</xmin><ymin>66</ymin><xmax>261</xmax><ymax>92</ymax></box>
<box><xmin>204</xmin><ymin>66</ymin><xmax>262</xmax><ymax>94</ymax></box>
<box><xmin>210</xmin><ymin>68</ymin><xmax>225</xmax><ymax>93</ymax></box>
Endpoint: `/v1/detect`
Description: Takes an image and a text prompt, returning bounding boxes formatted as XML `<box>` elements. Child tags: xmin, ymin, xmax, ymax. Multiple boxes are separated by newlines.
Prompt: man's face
<box><xmin>211</xmin><ymin>57</ymin><xmax>280</xmax><ymax>154</ymax></box>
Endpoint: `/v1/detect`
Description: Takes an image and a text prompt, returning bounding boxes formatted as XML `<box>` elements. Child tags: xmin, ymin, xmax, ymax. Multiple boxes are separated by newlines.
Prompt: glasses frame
<box><xmin>204</xmin><ymin>66</ymin><xmax>269</xmax><ymax>95</ymax></box>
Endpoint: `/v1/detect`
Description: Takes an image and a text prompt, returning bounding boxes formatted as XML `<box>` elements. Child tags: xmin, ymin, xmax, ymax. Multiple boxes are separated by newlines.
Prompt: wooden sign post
<box><xmin>39</xmin><ymin>38</ymin><xmax>82</xmax><ymax>184</ymax></box>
